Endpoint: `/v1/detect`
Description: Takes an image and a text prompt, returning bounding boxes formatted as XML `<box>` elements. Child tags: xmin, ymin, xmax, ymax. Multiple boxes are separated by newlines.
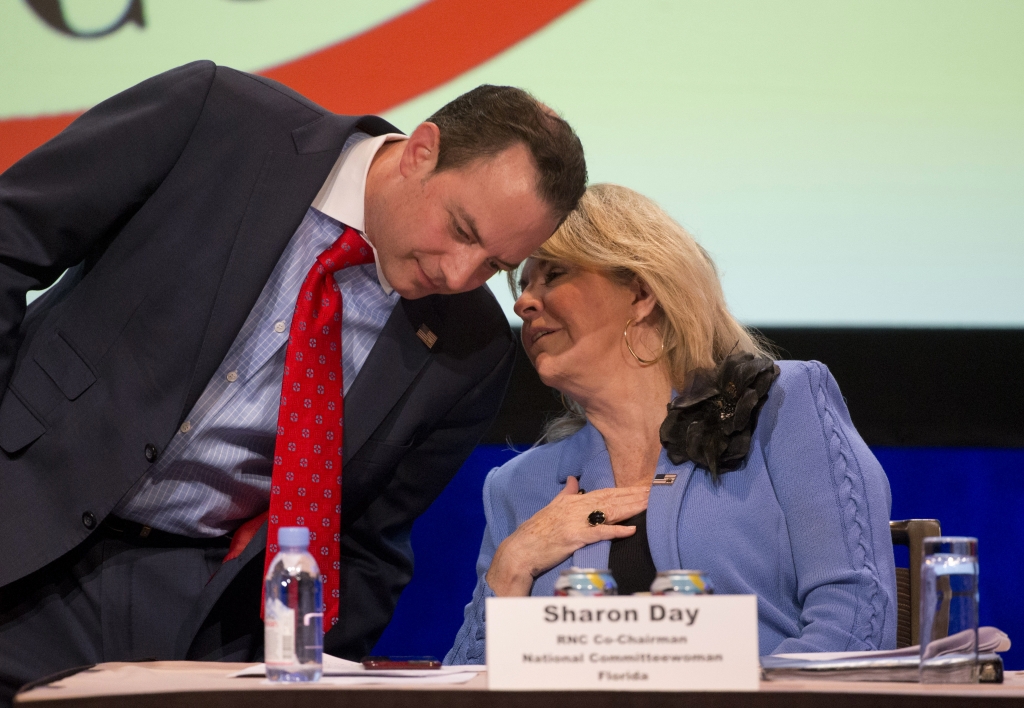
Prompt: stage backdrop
<box><xmin>3</xmin><ymin>0</ymin><xmax>1023</xmax><ymax>326</ymax></box>
<box><xmin>2</xmin><ymin>0</ymin><xmax>1021</xmax><ymax>669</ymax></box>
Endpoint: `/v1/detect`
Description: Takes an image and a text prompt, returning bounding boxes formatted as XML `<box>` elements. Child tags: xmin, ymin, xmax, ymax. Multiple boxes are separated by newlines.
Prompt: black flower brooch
<box><xmin>659</xmin><ymin>352</ymin><xmax>780</xmax><ymax>476</ymax></box>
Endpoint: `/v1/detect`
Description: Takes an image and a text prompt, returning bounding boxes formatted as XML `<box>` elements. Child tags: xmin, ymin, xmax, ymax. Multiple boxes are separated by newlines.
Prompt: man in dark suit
<box><xmin>0</xmin><ymin>61</ymin><xmax>586</xmax><ymax>698</ymax></box>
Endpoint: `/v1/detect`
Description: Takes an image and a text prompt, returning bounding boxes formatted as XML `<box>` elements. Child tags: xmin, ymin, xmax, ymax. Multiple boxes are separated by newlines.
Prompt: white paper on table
<box><xmin>278</xmin><ymin>672</ymin><xmax>479</xmax><ymax>686</ymax></box>
<box><xmin>772</xmin><ymin>626</ymin><xmax>1010</xmax><ymax>662</ymax></box>
<box><xmin>230</xmin><ymin>654</ymin><xmax>485</xmax><ymax>680</ymax></box>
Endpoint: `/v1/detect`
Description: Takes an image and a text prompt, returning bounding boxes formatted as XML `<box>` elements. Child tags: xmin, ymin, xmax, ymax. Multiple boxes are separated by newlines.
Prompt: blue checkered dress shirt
<box><xmin>113</xmin><ymin>205</ymin><xmax>400</xmax><ymax>537</ymax></box>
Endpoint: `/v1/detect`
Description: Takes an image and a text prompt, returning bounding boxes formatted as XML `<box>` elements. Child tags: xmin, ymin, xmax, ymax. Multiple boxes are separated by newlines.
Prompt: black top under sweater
<box><xmin>608</xmin><ymin>510</ymin><xmax>657</xmax><ymax>595</ymax></box>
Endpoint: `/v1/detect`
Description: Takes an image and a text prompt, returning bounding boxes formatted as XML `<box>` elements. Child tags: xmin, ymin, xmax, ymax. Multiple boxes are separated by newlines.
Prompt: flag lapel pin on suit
<box><xmin>416</xmin><ymin>324</ymin><xmax>438</xmax><ymax>349</ymax></box>
<box><xmin>652</xmin><ymin>473</ymin><xmax>677</xmax><ymax>485</ymax></box>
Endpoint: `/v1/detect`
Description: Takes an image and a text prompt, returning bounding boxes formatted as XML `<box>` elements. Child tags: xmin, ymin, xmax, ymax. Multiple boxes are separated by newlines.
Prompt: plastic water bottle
<box><xmin>264</xmin><ymin>526</ymin><xmax>323</xmax><ymax>682</ymax></box>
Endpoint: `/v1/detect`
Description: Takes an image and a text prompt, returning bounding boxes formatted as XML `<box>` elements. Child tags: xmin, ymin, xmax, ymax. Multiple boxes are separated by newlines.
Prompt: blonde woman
<box><xmin>446</xmin><ymin>184</ymin><xmax>896</xmax><ymax>663</ymax></box>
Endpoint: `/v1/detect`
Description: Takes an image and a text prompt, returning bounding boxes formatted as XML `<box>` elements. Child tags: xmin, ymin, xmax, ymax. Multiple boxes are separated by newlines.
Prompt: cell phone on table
<box><xmin>361</xmin><ymin>656</ymin><xmax>441</xmax><ymax>670</ymax></box>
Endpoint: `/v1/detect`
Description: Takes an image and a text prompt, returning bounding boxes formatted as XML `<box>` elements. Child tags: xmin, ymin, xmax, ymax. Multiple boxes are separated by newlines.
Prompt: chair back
<box><xmin>890</xmin><ymin>518</ymin><xmax>943</xmax><ymax>647</ymax></box>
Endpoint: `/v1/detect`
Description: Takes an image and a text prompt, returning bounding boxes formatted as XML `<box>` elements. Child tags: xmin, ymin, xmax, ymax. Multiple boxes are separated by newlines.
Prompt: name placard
<box><xmin>486</xmin><ymin>595</ymin><xmax>759</xmax><ymax>691</ymax></box>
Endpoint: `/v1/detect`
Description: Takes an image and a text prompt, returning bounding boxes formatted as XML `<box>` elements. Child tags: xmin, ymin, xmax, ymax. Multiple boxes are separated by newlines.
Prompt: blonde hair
<box><xmin>513</xmin><ymin>183</ymin><xmax>773</xmax><ymax>443</ymax></box>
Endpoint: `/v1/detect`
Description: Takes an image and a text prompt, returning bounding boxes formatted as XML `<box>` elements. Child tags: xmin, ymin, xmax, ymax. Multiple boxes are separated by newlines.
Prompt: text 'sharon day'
<box><xmin>543</xmin><ymin>605</ymin><xmax>700</xmax><ymax>625</ymax></box>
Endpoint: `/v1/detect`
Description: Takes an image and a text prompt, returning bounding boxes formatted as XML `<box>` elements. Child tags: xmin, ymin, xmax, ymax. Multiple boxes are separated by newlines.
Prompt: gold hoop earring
<box><xmin>624</xmin><ymin>318</ymin><xmax>665</xmax><ymax>366</ymax></box>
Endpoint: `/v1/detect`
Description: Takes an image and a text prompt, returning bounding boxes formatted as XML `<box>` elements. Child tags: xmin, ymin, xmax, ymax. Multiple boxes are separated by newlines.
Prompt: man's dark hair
<box><xmin>427</xmin><ymin>85</ymin><xmax>587</xmax><ymax>221</ymax></box>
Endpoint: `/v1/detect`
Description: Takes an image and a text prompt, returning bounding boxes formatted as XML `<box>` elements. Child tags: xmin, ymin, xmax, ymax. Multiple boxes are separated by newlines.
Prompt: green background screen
<box><xmin>3</xmin><ymin>0</ymin><xmax>1022</xmax><ymax>326</ymax></box>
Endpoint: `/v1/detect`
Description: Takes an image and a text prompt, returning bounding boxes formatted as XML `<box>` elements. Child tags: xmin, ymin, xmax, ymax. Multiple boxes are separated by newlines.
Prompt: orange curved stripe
<box><xmin>0</xmin><ymin>113</ymin><xmax>80</xmax><ymax>174</ymax></box>
<box><xmin>0</xmin><ymin>0</ymin><xmax>585</xmax><ymax>174</ymax></box>
<box><xmin>262</xmin><ymin>0</ymin><xmax>586</xmax><ymax>115</ymax></box>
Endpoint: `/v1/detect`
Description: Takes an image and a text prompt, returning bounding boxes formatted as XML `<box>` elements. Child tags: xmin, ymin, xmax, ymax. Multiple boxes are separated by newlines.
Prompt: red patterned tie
<box><xmin>264</xmin><ymin>225</ymin><xmax>373</xmax><ymax>630</ymax></box>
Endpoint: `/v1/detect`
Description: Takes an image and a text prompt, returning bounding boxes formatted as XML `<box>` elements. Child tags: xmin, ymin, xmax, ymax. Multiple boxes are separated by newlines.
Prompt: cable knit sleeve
<box><xmin>444</xmin><ymin>467</ymin><xmax>506</xmax><ymax>665</ymax></box>
<box><xmin>765</xmin><ymin>361</ymin><xmax>897</xmax><ymax>653</ymax></box>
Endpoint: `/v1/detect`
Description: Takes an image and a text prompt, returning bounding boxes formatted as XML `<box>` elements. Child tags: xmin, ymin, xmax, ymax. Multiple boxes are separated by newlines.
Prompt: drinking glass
<box><xmin>919</xmin><ymin>536</ymin><xmax>979</xmax><ymax>683</ymax></box>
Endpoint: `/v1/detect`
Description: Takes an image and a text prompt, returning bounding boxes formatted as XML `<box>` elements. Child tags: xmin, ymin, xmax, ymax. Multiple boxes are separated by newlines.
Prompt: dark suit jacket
<box><xmin>0</xmin><ymin>62</ymin><xmax>515</xmax><ymax>659</ymax></box>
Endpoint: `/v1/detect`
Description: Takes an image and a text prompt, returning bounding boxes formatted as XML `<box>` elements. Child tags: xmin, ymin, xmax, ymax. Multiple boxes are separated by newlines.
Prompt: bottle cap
<box><xmin>277</xmin><ymin>526</ymin><xmax>310</xmax><ymax>549</ymax></box>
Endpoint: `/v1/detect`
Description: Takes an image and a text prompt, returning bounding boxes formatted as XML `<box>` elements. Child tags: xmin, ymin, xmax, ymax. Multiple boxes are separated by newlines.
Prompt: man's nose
<box><xmin>443</xmin><ymin>253</ymin><xmax>489</xmax><ymax>293</ymax></box>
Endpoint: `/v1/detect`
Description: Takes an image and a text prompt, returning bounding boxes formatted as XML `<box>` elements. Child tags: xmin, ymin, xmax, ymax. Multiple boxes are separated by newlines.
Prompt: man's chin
<box><xmin>392</xmin><ymin>274</ymin><xmax>455</xmax><ymax>299</ymax></box>
<box><xmin>391</xmin><ymin>281</ymin><xmax>435</xmax><ymax>300</ymax></box>
<box><xmin>385</xmin><ymin>262</ymin><xmax>442</xmax><ymax>299</ymax></box>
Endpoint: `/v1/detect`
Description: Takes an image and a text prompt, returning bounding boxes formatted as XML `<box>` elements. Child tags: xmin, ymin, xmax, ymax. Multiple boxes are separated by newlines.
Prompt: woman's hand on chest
<box><xmin>485</xmin><ymin>476</ymin><xmax>650</xmax><ymax>596</ymax></box>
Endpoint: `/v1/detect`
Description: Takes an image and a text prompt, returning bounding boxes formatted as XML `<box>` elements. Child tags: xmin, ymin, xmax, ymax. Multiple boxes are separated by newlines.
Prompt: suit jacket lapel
<box><xmin>180</xmin><ymin>113</ymin><xmax>400</xmax><ymax>421</ymax></box>
<box><xmin>648</xmin><ymin>455</ymin><xmax>695</xmax><ymax>570</ymax></box>
<box><xmin>342</xmin><ymin>296</ymin><xmax>442</xmax><ymax>463</ymax></box>
<box><xmin>182</xmin><ymin>150</ymin><xmax>335</xmax><ymax>418</ymax></box>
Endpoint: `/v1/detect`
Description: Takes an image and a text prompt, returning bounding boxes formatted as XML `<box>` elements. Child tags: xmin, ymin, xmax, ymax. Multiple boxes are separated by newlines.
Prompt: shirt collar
<box><xmin>311</xmin><ymin>132</ymin><xmax>406</xmax><ymax>295</ymax></box>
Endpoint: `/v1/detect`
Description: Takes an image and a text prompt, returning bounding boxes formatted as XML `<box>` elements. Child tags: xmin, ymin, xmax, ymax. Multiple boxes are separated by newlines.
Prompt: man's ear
<box><xmin>399</xmin><ymin>122</ymin><xmax>441</xmax><ymax>178</ymax></box>
<box><xmin>630</xmin><ymin>278</ymin><xmax>660</xmax><ymax>323</ymax></box>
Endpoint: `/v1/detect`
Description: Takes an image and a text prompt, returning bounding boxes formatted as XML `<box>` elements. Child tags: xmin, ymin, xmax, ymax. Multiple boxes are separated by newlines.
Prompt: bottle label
<box><xmin>264</xmin><ymin>597</ymin><xmax>296</xmax><ymax>665</ymax></box>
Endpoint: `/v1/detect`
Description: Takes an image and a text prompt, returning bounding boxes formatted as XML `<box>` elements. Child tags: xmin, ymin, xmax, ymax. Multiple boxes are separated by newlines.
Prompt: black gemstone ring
<box><xmin>587</xmin><ymin>510</ymin><xmax>607</xmax><ymax>526</ymax></box>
